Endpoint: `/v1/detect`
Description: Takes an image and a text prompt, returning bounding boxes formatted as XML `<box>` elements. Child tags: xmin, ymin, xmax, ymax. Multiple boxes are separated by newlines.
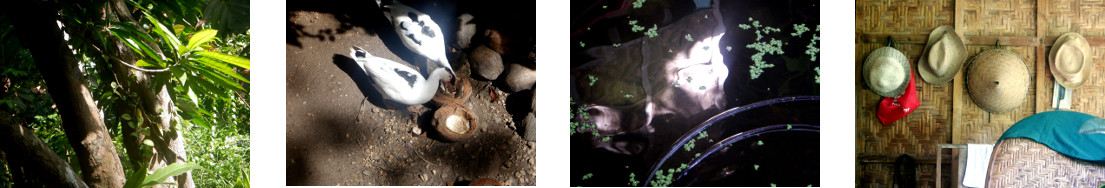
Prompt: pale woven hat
<box><xmin>966</xmin><ymin>49</ymin><xmax>1030</xmax><ymax>113</ymax></box>
<box><xmin>863</xmin><ymin>47</ymin><xmax>911</xmax><ymax>97</ymax></box>
<box><xmin>919</xmin><ymin>26</ymin><xmax>967</xmax><ymax>84</ymax></box>
<box><xmin>1049</xmin><ymin>32</ymin><xmax>1092</xmax><ymax>89</ymax></box>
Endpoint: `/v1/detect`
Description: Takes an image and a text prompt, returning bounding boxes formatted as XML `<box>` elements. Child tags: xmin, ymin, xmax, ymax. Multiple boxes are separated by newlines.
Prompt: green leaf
<box><xmin>187</xmin><ymin>29</ymin><xmax>218</xmax><ymax>52</ymax></box>
<box><xmin>173</xmin><ymin>25</ymin><xmax>185</xmax><ymax>36</ymax></box>
<box><xmin>192</xmin><ymin>56</ymin><xmax>249</xmax><ymax>83</ymax></box>
<box><xmin>195</xmin><ymin>51</ymin><xmax>249</xmax><ymax>70</ymax></box>
<box><xmin>142</xmin><ymin>11</ymin><xmax>182</xmax><ymax>56</ymax></box>
<box><xmin>187</xmin><ymin>85</ymin><xmax>200</xmax><ymax>106</ymax></box>
<box><xmin>194</xmin><ymin>66</ymin><xmax>245</xmax><ymax>92</ymax></box>
<box><xmin>135</xmin><ymin>59</ymin><xmax>158</xmax><ymax>67</ymax></box>
<box><xmin>140</xmin><ymin>163</ymin><xmax>203</xmax><ymax>187</ymax></box>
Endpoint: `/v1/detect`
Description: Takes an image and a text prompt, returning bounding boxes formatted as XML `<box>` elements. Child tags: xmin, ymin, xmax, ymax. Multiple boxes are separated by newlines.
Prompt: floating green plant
<box><xmin>628</xmin><ymin>172</ymin><xmax>639</xmax><ymax>186</ymax></box>
<box><xmin>645</xmin><ymin>25</ymin><xmax>659</xmax><ymax>38</ymax></box>
<box><xmin>588</xmin><ymin>75</ymin><xmax>598</xmax><ymax>86</ymax></box>
<box><xmin>632</xmin><ymin>0</ymin><xmax>645</xmax><ymax>8</ymax></box>
<box><xmin>580</xmin><ymin>41</ymin><xmax>586</xmax><ymax>48</ymax></box>
<box><xmin>814</xmin><ymin>67</ymin><xmax>820</xmax><ymax>84</ymax></box>
<box><xmin>685</xmin><ymin>34</ymin><xmax>694</xmax><ymax>41</ymax></box>
<box><xmin>699</xmin><ymin>86</ymin><xmax>706</xmax><ymax>90</ymax></box>
<box><xmin>602</xmin><ymin>136</ymin><xmax>611</xmax><ymax>142</ymax></box>
<box><xmin>754</xmin><ymin>164</ymin><xmax>760</xmax><ymax>170</ymax></box>
<box><xmin>629</xmin><ymin>20</ymin><xmax>645</xmax><ymax>32</ymax></box>
<box><xmin>739</xmin><ymin>17</ymin><xmax>819</xmax><ymax>80</ymax></box>
<box><xmin>613</xmin><ymin>43</ymin><xmax>622</xmax><ymax>48</ymax></box>
<box><xmin>582</xmin><ymin>173</ymin><xmax>594</xmax><ymax>180</ymax></box>
<box><xmin>683</xmin><ymin>139</ymin><xmax>695</xmax><ymax>151</ymax></box>
<box><xmin>757</xmin><ymin>140</ymin><xmax>764</xmax><ymax>146</ymax></box>
<box><xmin>624</xmin><ymin>94</ymin><xmax>634</xmax><ymax>98</ymax></box>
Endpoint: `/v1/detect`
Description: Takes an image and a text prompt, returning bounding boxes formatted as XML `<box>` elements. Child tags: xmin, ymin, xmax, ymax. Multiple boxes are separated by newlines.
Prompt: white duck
<box><xmin>351</xmin><ymin>46</ymin><xmax>453</xmax><ymax>105</ymax></box>
<box><xmin>377</xmin><ymin>0</ymin><xmax>456</xmax><ymax>78</ymax></box>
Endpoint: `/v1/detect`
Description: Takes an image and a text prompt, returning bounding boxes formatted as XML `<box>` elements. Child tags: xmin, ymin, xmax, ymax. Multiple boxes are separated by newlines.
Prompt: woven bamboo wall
<box><xmin>853</xmin><ymin>0</ymin><xmax>1105</xmax><ymax>187</ymax></box>
<box><xmin>958</xmin><ymin>0</ymin><xmax>1037</xmax><ymax>37</ymax></box>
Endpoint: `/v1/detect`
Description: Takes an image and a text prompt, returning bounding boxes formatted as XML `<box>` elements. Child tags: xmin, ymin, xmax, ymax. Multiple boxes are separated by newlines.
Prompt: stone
<box><xmin>502</xmin><ymin>63</ymin><xmax>536</xmax><ymax>92</ymax></box>
<box><xmin>412</xmin><ymin>126</ymin><xmax>422</xmax><ymax>135</ymax></box>
<box><xmin>469</xmin><ymin>45</ymin><xmax>504</xmax><ymax>80</ymax></box>
<box><xmin>456</xmin><ymin>14</ymin><xmax>477</xmax><ymax>49</ymax></box>
<box><xmin>523</xmin><ymin>113</ymin><xmax>536</xmax><ymax>142</ymax></box>
<box><xmin>485</xmin><ymin>29</ymin><xmax>505</xmax><ymax>54</ymax></box>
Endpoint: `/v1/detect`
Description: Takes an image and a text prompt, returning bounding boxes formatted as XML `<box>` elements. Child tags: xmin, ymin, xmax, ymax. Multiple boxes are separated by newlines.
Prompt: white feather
<box><xmin>351</xmin><ymin>46</ymin><xmax>452</xmax><ymax>105</ymax></box>
<box><xmin>380</xmin><ymin>1</ymin><xmax>456</xmax><ymax>77</ymax></box>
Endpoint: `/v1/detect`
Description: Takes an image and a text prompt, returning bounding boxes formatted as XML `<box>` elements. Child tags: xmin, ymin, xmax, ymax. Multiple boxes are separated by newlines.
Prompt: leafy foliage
<box><xmin>0</xmin><ymin>0</ymin><xmax>249</xmax><ymax>187</ymax></box>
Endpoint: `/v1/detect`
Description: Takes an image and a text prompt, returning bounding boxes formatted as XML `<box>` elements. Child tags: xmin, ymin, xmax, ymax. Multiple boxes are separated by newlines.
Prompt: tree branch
<box><xmin>0</xmin><ymin>115</ymin><xmax>88</xmax><ymax>188</ymax></box>
<box><xmin>6</xmin><ymin>1</ymin><xmax>125</xmax><ymax>187</ymax></box>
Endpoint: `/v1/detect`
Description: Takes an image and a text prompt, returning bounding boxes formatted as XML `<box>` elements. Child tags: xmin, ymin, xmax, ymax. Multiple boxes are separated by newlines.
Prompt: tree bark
<box><xmin>6</xmin><ymin>1</ymin><xmax>126</xmax><ymax>187</ymax></box>
<box><xmin>0</xmin><ymin>115</ymin><xmax>89</xmax><ymax>188</ymax></box>
<box><xmin>101</xmin><ymin>0</ymin><xmax>194</xmax><ymax>187</ymax></box>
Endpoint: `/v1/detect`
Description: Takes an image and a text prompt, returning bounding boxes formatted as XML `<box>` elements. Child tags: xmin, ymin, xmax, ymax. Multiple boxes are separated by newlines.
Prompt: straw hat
<box><xmin>966</xmin><ymin>49</ymin><xmax>1030</xmax><ymax>113</ymax></box>
<box><xmin>919</xmin><ymin>26</ymin><xmax>967</xmax><ymax>84</ymax></box>
<box><xmin>863</xmin><ymin>47</ymin><xmax>911</xmax><ymax>97</ymax></box>
<box><xmin>1049</xmin><ymin>33</ymin><xmax>1092</xmax><ymax>89</ymax></box>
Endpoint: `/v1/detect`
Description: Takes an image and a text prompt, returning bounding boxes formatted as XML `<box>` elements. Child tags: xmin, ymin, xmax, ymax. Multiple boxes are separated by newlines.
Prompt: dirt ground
<box><xmin>285</xmin><ymin>0</ymin><xmax>536</xmax><ymax>185</ymax></box>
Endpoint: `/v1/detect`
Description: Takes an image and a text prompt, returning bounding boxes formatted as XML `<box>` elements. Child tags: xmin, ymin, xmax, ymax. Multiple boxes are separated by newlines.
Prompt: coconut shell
<box><xmin>433</xmin><ymin>104</ymin><xmax>479</xmax><ymax>142</ymax></box>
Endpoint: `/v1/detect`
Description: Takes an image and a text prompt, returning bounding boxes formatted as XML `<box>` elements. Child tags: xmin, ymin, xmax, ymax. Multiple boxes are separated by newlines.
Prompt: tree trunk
<box><xmin>0</xmin><ymin>114</ymin><xmax>89</xmax><ymax>188</ymax></box>
<box><xmin>101</xmin><ymin>0</ymin><xmax>194</xmax><ymax>187</ymax></box>
<box><xmin>6</xmin><ymin>1</ymin><xmax>126</xmax><ymax>187</ymax></box>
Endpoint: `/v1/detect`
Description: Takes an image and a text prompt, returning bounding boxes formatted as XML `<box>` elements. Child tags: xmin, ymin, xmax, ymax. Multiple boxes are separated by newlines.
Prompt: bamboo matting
<box><xmin>857</xmin><ymin>0</ymin><xmax>1105</xmax><ymax>187</ymax></box>
<box><xmin>986</xmin><ymin>138</ymin><xmax>1105</xmax><ymax>188</ymax></box>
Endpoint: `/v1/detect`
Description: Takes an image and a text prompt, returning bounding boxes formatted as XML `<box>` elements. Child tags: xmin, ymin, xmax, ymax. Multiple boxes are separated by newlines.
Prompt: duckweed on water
<box><xmin>632</xmin><ymin>0</ymin><xmax>646</xmax><ymax>8</ymax></box>
<box><xmin>628</xmin><ymin>173</ymin><xmax>640</xmax><ymax>186</ymax></box>
<box><xmin>645</xmin><ymin>25</ymin><xmax>659</xmax><ymax>38</ymax></box>
<box><xmin>754</xmin><ymin>164</ymin><xmax>760</xmax><ymax>170</ymax></box>
<box><xmin>613</xmin><ymin>43</ymin><xmax>621</xmax><ymax>48</ymax></box>
<box><xmin>740</xmin><ymin>17</ymin><xmax>820</xmax><ymax>80</ymax></box>
<box><xmin>582</xmin><ymin>173</ymin><xmax>594</xmax><ymax>180</ymax></box>
<box><xmin>685</xmin><ymin>34</ymin><xmax>694</xmax><ymax>41</ymax></box>
<box><xmin>580</xmin><ymin>41</ymin><xmax>585</xmax><ymax>47</ymax></box>
<box><xmin>602</xmin><ymin>136</ymin><xmax>611</xmax><ymax>142</ymax></box>
<box><xmin>814</xmin><ymin>67</ymin><xmax>820</xmax><ymax>84</ymax></box>
<box><xmin>588</xmin><ymin>75</ymin><xmax>598</xmax><ymax>86</ymax></box>
<box><xmin>629</xmin><ymin>20</ymin><xmax>645</xmax><ymax>32</ymax></box>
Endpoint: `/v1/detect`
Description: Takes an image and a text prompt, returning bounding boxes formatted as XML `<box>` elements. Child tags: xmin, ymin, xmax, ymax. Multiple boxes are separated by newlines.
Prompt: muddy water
<box><xmin>570</xmin><ymin>0</ymin><xmax>819</xmax><ymax>186</ymax></box>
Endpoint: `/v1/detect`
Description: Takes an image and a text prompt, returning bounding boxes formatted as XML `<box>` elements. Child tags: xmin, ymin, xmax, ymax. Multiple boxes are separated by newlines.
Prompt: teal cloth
<box><xmin>999</xmin><ymin>111</ymin><xmax>1105</xmax><ymax>162</ymax></box>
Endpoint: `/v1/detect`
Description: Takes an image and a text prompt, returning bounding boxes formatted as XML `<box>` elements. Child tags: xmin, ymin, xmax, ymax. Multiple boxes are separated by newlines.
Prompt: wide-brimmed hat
<box><xmin>919</xmin><ymin>26</ymin><xmax>967</xmax><ymax>84</ymax></box>
<box><xmin>1049</xmin><ymin>32</ymin><xmax>1092</xmax><ymax>89</ymax></box>
<box><xmin>863</xmin><ymin>47</ymin><xmax>911</xmax><ymax>97</ymax></box>
<box><xmin>966</xmin><ymin>49</ymin><xmax>1030</xmax><ymax>113</ymax></box>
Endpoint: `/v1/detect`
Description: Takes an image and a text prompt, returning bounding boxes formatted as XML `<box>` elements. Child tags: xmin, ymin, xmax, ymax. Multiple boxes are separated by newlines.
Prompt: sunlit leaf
<box><xmin>173</xmin><ymin>24</ymin><xmax>185</xmax><ymax>36</ymax></box>
<box><xmin>195</xmin><ymin>51</ymin><xmax>249</xmax><ymax>70</ymax></box>
<box><xmin>187</xmin><ymin>29</ymin><xmax>218</xmax><ymax>52</ymax></box>
<box><xmin>194</xmin><ymin>66</ymin><xmax>244</xmax><ymax>92</ymax></box>
<box><xmin>192</xmin><ymin>56</ymin><xmax>249</xmax><ymax>83</ymax></box>
<box><xmin>141</xmin><ymin>11</ymin><xmax>181</xmax><ymax>56</ymax></box>
<box><xmin>135</xmin><ymin>59</ymin><xmax>157</xmax><ymax>67</ymax></box>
